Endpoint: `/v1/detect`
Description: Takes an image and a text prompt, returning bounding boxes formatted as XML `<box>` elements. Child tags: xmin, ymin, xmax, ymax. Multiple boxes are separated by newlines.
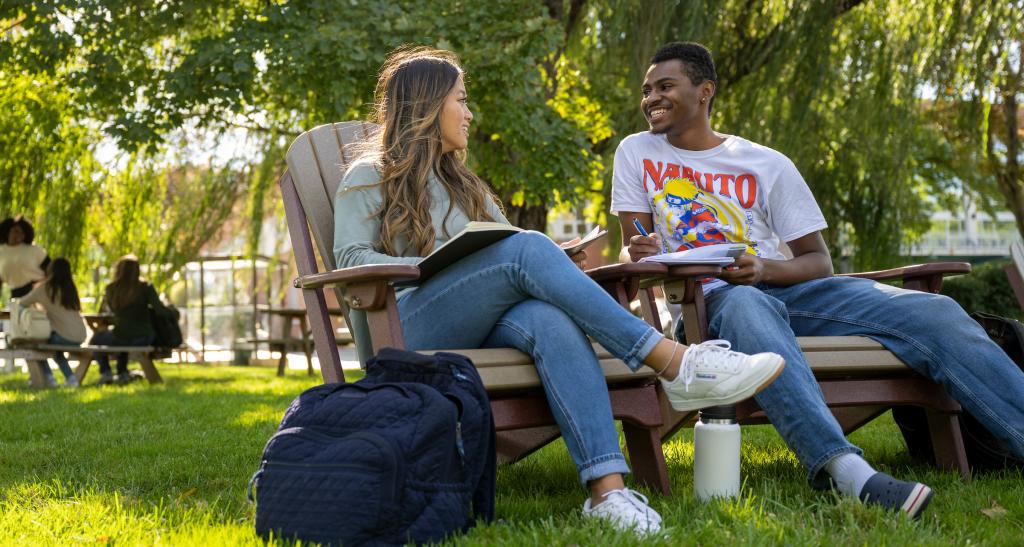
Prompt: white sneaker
<box><xmin>65</xmin><ymin>375</ymin><xmax>80</xmax><ymax>388</ymax></box>
<box><xmin>45</xmin><ymin>375</ymin><xmax>59</xmax><ymax>388</ymax></box>
<box><xmin>660</xmin><ymin>339</ymin><xmax>785</xmax><ymax>412</ymax></box>
<box><xmin>582</xmin><ymin>488</ymin><xmax>662</xmax><ymax>535</ymax></box>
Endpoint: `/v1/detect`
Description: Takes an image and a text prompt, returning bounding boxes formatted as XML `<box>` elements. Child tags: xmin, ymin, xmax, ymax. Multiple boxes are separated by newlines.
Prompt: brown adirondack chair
<box><xmin>633</xmin><ymin>264</ymin><xmax>972</xmax><ymax>477</ymax></box>
<box><xmin>278</xmin><ymin>121</ymin><xmax>720</xmax><ymax>495</ymax></box>
<box><xmin>1004</xmin><ymin>241</ymin><xmax>1024</xmax><ymax>311</ymax></box>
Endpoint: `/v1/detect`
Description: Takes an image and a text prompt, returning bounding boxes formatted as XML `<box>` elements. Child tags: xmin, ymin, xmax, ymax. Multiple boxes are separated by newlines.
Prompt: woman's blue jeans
<box><xmin>397</xmin><ymin>231</ymin><xmax>662</xmax><ymax>486</ymax></box>
<box><xmin>700</xmin><ymin>276</ymin><xmax>1024</xmax><ymax>487</ymax></box>
<box><xmin>90</xmin><ymin>331</ymin><xmax>155</xmax><ymax>375</ymax></box>
<box><xmin>38</xmin><ymin>332</ymin><xmax>79</xmax><ymax>381</ymax></box>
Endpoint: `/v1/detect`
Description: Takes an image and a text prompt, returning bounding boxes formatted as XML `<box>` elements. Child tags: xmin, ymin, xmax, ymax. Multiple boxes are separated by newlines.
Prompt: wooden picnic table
<box><xmin>254</xmin><ymin>306</ymin><xmax>351</xmax><ymax>376</ymax></box>
<box><xmin>83</xmin><ymin>312</ymin><xmax>114</xmax><ymax>332</ymax></box>
<box><xmin>1</xmin><ymin>310</ymin><xmax>112</xmax><ymax>332</ymax></box>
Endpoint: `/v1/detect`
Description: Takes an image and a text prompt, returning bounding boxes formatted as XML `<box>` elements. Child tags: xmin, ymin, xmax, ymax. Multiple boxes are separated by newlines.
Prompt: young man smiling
<box><xmin>612</xmin><ymin>41</ymin><xmax>1024</xmax><ymax>519</ymax></box>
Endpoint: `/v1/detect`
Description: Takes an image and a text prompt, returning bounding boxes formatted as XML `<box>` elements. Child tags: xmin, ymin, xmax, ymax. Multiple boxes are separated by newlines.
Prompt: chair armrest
<box><xmin>586</xmin><ymin>261</ymin><xmax>670</xmax><ymax>283</ymax></box>
<box><xmin>587</xmin><ymin>262</ymin><xmax>724</xmax><ymax>303</ymax></box>
<box><xmin>294</xmin><ymin>264</ymin><xmax>420</xmax><ymax>311</ymax></box>
<box><xmin>839</xmin><ymin>262</ymin><xmax>971</xmax><ymax>293</ymax></box>
<box><xmin>293</xmin><ymin>264</ymin><xmax>420</xmax><ymax>289</ymax></box>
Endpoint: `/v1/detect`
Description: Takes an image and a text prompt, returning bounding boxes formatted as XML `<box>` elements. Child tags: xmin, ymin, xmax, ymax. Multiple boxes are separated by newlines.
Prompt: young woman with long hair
<box><xmin>92</xmin><ymin>255</ymin><xmax>174</xmax><ymax>385</ymax></box>
<box><xmin>333</xmin><ymin>46</ymin><xmax>786</xmax><ymax>534</ymax></box>
<box><xmin>19</xmin><ymin>257</ymin><xmax>86</xmax><ymax>387</ymax></box>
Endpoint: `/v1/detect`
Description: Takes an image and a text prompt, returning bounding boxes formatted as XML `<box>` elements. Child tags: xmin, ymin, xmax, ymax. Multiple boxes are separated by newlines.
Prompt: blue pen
<box><xmin>632</xmin><ymin>218</ymin><xmax>651</xmax><ymax>237</ymax></box>
<box><xmin>633</xmin><ymin>218</ymin><xmax>662</xmax><ymax>256</ymax></box>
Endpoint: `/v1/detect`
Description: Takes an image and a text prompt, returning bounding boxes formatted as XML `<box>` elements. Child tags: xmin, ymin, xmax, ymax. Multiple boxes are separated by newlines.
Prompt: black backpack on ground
<box><xmin>250</xmin><ymin>348</ymin><xmax>496</xmax><ymax>545</ymax></box>
<box><xmin>893</xmin><ymin>311</ymin><xmax>1024</xmax><ymax>472</ymax></box>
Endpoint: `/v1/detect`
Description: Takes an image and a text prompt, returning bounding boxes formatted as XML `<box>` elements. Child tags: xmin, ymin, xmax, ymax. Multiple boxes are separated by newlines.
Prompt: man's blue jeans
<box><xmin>397</xmin><ymin>231</ymin><xmax>662</xmax><ymax>486</ymax></box>
<box><xmin>701</xmin><ymin>276</ymin><xmax>1024</xmax><ymax>486</ymax></box>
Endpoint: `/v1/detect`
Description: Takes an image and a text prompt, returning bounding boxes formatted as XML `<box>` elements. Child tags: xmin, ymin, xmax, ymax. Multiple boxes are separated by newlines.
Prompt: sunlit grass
<box><xmin>1</xmin><ymin>364</ymin><xmax>1022</xmax><ymax>545</ymax></box>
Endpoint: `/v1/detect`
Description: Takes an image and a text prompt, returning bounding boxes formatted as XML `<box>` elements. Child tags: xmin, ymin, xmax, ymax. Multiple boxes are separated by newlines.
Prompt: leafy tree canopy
<box><xmin>1</xmin><ymin>0</ymin><xmax>1021</xmax><ymax>278</ymax></box>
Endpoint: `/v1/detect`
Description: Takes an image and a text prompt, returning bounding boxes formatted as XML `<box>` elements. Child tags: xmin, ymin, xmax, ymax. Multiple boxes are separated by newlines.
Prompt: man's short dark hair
<box><xmin>650</xmin><ymin>42</ymin><xmax>718</xmax><ymax>114</ymax></box>
<box><xmin>0</xmin><ymin>215</ymin><xmax>36</xmax><ymax>245</ymax></box>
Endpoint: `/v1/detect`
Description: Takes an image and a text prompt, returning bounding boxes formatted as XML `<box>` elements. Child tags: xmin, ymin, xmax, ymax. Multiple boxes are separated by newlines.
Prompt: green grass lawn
<box><xmin>1</xmin><ymin>363</ymin><xmax>1022</xmax><ymax>546</ymax></box>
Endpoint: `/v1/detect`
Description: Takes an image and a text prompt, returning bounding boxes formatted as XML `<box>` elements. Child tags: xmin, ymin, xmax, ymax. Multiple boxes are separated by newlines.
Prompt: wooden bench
<box><xmin>0</xmin><ymin>343</ymin><xmax>163</xmax><ymax>387</ymax></box>
<box><xmin>252</xmin><ymin>306</ymin><xmax>353</xmax><ymax>376</ymax></box>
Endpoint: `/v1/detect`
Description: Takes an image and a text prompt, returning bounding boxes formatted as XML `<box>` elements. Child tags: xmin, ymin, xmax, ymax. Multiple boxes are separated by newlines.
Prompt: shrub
<box><xmin>940</xmin><ymin>260</ymin><xmax>1023</xmax><ymax>320</ymax></box>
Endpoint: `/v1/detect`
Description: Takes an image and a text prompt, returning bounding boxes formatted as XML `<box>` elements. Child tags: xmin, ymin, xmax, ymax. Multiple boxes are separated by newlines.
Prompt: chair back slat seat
<box><xmin>285</xmin><ymin>122</ymin><xmax>376</xmax><ymax>271</ymax></box>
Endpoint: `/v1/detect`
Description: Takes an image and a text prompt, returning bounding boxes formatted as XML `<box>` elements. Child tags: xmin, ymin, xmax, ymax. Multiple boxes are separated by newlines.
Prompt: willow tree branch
<box><xmin>716</xmin><ymin>0</ymin><xmax>866</xmax><ymax>86</ymax></box>
<box><xmin>1</xmin><ymin>16</ymin><xmax>27</xmax><ymax>35</ymax></box>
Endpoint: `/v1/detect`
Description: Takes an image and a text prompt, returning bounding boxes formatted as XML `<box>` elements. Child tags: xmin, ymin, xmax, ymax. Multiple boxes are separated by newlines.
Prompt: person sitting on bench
<box><xmin>92</xmin><ymin>255</ymin><xmax>174</xmax><ymax>385</ymax></box>
<box><xmin>613</xmin><ymin>41</ymin><xmax>1024</xmax><ymax>519</ymax></box>
<box><xmin>19</xmin><ymin>257</ymin><xmax>87</xmax><ymax>387</ymax></box>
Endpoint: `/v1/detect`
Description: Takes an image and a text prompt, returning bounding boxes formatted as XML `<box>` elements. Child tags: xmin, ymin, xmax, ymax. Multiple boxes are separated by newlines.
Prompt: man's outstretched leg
<box><xmin>703</xmin><ymin>284</ymin><xmax>933</xmax><ymax>518</ymax></box>
<box><xmin>769</xmin><ymin>275</ymin><xmax>1024</xmax><ymax>461</ymax></box>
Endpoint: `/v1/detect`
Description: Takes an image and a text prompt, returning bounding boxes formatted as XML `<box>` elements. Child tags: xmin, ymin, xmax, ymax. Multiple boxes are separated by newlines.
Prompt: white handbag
<box><xmin>9</xmin><ymin>298</ymin><xmax>51</xmax><ymax>342</ymax></box>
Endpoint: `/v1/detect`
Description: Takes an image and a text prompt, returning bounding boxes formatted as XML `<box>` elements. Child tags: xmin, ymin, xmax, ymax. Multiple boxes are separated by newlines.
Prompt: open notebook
<box><xmin>405</xmin><ymin>222</ymin><xmax>607</xmax><ymax>285</ymax></box>
<box><xmin>638</xmin><ymin>243</ymin><xmax>747</xmax><ymax>266</ymax></box>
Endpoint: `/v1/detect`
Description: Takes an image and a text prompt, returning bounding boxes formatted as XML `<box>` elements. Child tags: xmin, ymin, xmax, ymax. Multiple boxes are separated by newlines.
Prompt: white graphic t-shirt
<box><xmin>611</xmin><ymin>132</ymin><xmax>827</xmax><ymax>290</ymax></box>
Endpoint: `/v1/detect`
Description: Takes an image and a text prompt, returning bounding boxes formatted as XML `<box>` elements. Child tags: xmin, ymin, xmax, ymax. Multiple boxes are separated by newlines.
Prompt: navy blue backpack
<box><xmin>250</xmin><ymin>348</ymin><xmax>496</xmax><ymax>545</ymax></box>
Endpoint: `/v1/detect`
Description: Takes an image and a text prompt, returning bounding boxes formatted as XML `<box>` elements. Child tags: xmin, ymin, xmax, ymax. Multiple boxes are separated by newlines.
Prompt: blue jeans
<box><xmin>397</xmin><ymin>231</ymin><xmax>662</xmax><ymax>486</ymax></box>
<box><xmin>699</xmin><ymin>276</ymin><xmax>1024</xmax><ymax>486</ymax></box>
<box><xmin>42</xmin><ymin>332</ymin><xmax>80</xmax><ymax>381</ymax></box>
<box><xmin>91</xmin><ymin>330</ymin><xmax>155</xmax><ymax>375</ymax></box>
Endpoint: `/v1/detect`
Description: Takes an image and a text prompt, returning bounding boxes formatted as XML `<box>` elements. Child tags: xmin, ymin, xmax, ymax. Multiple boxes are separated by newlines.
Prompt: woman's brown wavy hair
<box><xmin>355</xmin><ymin>45</ymin><xmax>500</xmax><ymax>256</ymax></box>
<box><xmin>105</xmin><ymin>255</ymin><xmax>143</xmax><ymax>311</ymax></box>
<box><xmin>45</xmin><ymin>257</ymin><xmax>81</xmax><ymax>312</ymax></box>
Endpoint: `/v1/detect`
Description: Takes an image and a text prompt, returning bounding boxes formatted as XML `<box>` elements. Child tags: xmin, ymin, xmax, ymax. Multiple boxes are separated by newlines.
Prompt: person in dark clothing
<box><xmin>92</xmin><ymin>255</ymin><xmax>174</xmax><ymax>385</ymax></box>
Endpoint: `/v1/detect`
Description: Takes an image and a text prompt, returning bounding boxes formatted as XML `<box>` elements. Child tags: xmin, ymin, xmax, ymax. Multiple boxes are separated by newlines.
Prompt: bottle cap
<box><xmin>699</xmin><ymin>405</ymin><xmax>737</xmax><ymax>421</ymax></box>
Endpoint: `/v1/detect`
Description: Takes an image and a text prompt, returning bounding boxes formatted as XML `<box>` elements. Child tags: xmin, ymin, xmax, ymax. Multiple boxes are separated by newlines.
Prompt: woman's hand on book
<box><xmin>559</xmin><ymin>238</ymin><xmax>588</xmax><ymax>270</ymax></box>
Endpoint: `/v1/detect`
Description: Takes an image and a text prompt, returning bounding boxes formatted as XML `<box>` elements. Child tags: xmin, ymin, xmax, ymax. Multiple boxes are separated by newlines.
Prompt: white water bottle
<box><xmin>693</xmin><ymin>405</ymin><xmax>741</xmax><ymax>501</ymax></box>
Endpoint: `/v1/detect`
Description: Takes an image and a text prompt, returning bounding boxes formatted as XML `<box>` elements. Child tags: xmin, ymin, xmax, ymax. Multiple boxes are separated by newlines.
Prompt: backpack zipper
<box><xmin>449</xmin><ymin>363</ymin><xmax>469</xmax><ymax>382</ymax></box>
<box><xmin>455</xmin><ymin>420</ymin><xmax>466</xmax><ymax>467</ymax></box>
<box><xmin>247</xmin><ymin>468</ymin><xmax>262</xmax><ymax>502</ymax></box>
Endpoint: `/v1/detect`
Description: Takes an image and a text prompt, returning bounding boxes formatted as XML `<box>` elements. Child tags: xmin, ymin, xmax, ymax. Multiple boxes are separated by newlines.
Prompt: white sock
<box><xmin>824</xmin><ymin>453</ymin><xmax>876</xmax><ymax>498</ymax></box>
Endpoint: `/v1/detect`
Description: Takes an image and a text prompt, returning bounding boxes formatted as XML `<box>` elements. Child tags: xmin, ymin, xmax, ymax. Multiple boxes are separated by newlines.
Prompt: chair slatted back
<box><xmin>285</xmin><ymin>121</ymin><xmax>376</xmax><ymax>271</ymax></box>
<box><xmin>281</xmin><ymin>121</ymin><xmax>378</xmax><ymax>378</ymax></box>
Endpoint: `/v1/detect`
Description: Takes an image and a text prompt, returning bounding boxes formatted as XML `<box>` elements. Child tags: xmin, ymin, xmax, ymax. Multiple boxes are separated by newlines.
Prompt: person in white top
<box><xmin>611</xmin><ymin>42</ymin><xmax>1024</xmax><ymax>519</ymax></box>
<box><xmin>0</xmin><ymin>216</ymin><xmax>50</xmax><ymax>298</ymax></box>
<box><xmin>19</xmin><ymin>257</ymin><xmax>86</xmax><ymax>387</ymax></box>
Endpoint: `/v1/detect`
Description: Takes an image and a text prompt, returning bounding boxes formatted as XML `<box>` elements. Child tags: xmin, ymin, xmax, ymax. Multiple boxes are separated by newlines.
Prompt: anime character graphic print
<box><xmin>654</xmin><ymin>178</ymin><xmax>746</xmax><ymax>250</ymax></box>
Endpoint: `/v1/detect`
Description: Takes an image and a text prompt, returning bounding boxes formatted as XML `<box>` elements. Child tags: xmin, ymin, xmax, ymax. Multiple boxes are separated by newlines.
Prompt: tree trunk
<box><xmin>504</xmin><ymin>203</ymin><xmax>549</xmax><ymax>232</ymax></box>
<box><xmin>989</xmin><ymin>49</ymin><xmax>1024</xmax><ymax>241</ymax></box>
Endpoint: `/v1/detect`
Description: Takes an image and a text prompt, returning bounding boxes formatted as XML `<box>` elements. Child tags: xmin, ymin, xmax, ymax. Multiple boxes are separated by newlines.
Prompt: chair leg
<box><xmin>137</xmin><ymin>354</ymin><xmax>163</xmax><ymax>384</ymax></box>
<box><xmin>623</xmin><ymin>422</ymin><xmax>672</xmax><ymax>496</ymax></box>
<box><xmin>304</xmin><ymin>343</ymin><xmax>314</xmax><ymax>376</ymax></box>
<box><xmin>925</xmin><ymin>409</ymin><xmax>970</xmax><ymax>479</ymax></box>
<box><xmin>275</xmin><ymin>344</ymin><xmax>286</xmax><ymax>376</ymax></box>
